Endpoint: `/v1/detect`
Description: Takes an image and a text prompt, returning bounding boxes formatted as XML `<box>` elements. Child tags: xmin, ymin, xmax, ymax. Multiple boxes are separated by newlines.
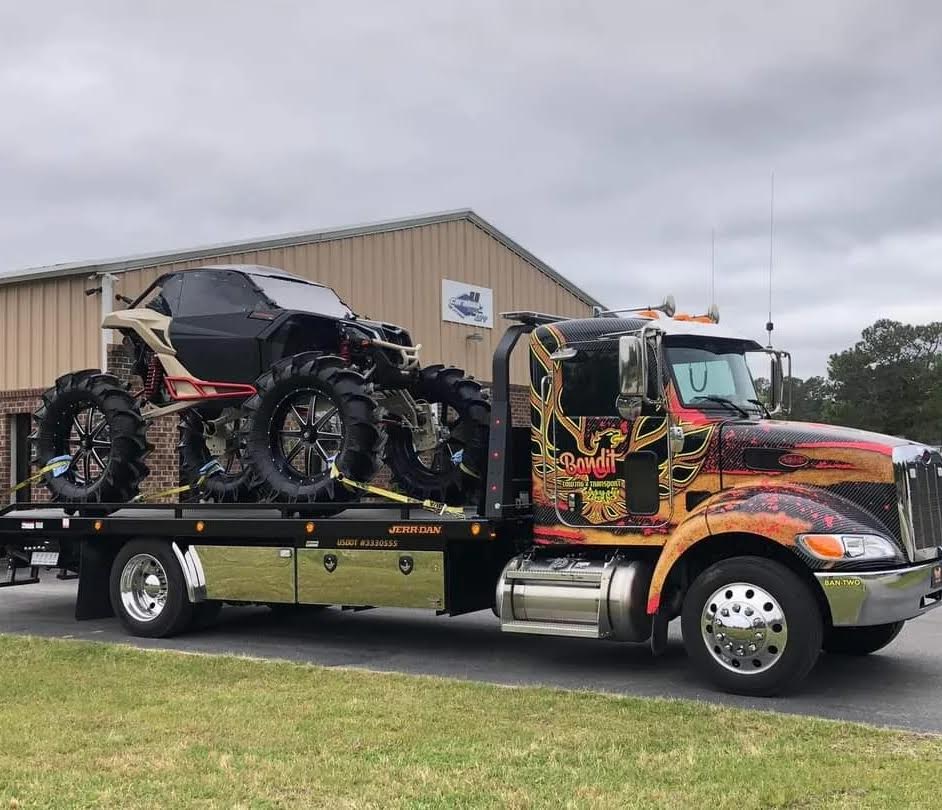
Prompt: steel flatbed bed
<box><xmin>0</xmin><ymin>500</ymin><xmax>528</xmax><ymax>624</ymax></box>
<box><xmin>0</xmin><ymin>501</ymin><xmax>502</xmax><ymax>543</ymax></box>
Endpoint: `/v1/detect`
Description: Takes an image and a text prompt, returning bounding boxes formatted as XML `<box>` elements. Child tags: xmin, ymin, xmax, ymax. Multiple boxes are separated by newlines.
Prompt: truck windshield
<box><xmin>250</xmin><ymin>275</ymin><xmax>353</xmax><ymax>318</ymax></box>
<box><xmin>666</xmin><ymin>341</ymin><xmax>762</xmax><ymax>416</ymax></box>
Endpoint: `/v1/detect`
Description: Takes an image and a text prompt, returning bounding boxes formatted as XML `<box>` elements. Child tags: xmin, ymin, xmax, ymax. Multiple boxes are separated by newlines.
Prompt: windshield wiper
<box><xmin>691</xmin><ymin>396</ymin><xmax>751</xmax><ymax>418</ymax></box>
<box><xmin>747</xmin><ymin>398</ymin><xmax>771</xmax><ymax>418</ymax></box>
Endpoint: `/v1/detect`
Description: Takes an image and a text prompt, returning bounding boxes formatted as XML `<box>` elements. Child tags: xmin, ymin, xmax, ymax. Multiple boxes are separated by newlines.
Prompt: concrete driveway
<box><xmin>2</xmin><ymin>577</ymin><xmax>941</xmax><ymax>733</ymax></box>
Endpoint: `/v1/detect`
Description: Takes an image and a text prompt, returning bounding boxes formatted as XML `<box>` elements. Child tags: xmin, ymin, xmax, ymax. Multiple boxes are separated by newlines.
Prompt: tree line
<box><xmin>765</xmin><ymin>319</ymin><xmax>942</xmax><ymax>445</ymax></box>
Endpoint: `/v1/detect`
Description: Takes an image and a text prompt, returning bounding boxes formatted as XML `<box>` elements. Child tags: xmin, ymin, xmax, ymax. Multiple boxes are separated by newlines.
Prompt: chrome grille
<box><xmin>895</xmin><ymin>446</ymin><xmax>942</xmax><ymax>561</ymax></box>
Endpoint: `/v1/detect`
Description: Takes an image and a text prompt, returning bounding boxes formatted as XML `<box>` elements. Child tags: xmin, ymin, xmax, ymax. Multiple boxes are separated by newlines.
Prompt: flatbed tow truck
<box><xmin>3</xmin><ymin>309</ymin><xmax>941</xmax><ymax>696</ymax></box>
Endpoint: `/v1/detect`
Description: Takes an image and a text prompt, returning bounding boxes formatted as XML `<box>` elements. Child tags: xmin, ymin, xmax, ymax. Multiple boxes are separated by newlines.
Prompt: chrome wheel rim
<box><xmin>701</xmin><ymin>582</ymin><xmax>788</xmax><ymax>675</ymax></box>
<box><xmin>119</xmin><ymin>554</ymin><xmax>169</xmax><ymax>623</ymax></box>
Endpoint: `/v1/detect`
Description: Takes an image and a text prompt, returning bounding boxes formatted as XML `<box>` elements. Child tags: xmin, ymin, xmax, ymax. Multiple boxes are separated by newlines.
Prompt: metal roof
<box><xmin>0</xmin><ymin>209</ymin><xmax>603</xmax><ymax>308</ymax></box>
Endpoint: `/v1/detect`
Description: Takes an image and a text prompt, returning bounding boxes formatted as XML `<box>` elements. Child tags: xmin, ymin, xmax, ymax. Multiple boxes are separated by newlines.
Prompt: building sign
<box><xmin>442</xmin><ymin>279</ymin><xmax>493</xmax><ymax>328</ymax></box>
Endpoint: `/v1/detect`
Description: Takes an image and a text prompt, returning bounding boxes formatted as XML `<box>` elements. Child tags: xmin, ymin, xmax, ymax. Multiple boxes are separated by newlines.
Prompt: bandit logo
<box><xmin>558</xmin><ymin>449</ymin><xmax>618</xmax><ymax>479</ymax></box>
<box><xmin>398</xmin><ymin>555</ymin><xmax>415</xmax><ymax>575</ymax></box>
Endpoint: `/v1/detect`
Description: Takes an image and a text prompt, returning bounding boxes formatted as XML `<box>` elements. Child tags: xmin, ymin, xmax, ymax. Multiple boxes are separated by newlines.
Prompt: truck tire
<box><xmin>242</xmin><ymin>353</ymin><xmax>384</xmax><ymax>502</ymax></box>
<box><xmin>32</xmin><ymin>371</ymin><xmax>150</xmax><ymax>504</ymax></box>
<box><xmin>109</xmin><ymin>540</ymin><xmax>193</xmax><ymax>638</ymax></box>
<box><xmin>680</xmin><ymin>556</ymin><xmax>823</xmax><ymax>696</ymax></box>
<box><xmin>823</xmin><ymin>621</ymin><xmax>904</xmax><ymax>656</ymax></box>
<box><xmin>385</xmin><ymin>365</ymin><xmax>490</xmax><ymax>504</ymax></box>
<box><xmin>179</xmin><ymin>410</ymin><xmax>254</xmax><ymax>502</ymax></box>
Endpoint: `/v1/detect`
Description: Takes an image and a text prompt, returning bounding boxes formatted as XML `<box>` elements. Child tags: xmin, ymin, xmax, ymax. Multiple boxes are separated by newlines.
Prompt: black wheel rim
<box><xmin>62</xmin><ymin>403</ymin><xmax>112</xmax><ymax>486</ymax></box>
<box><xmin>271</xmin><ymin>388</ymin><xmax>344</xmax><ymax>481</ymax></box>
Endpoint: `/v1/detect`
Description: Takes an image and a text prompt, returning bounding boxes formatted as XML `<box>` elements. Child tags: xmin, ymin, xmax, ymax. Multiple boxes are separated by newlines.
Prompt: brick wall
<box><xmin>106</xmin><ymin>344</ymin><xmax>178</xmax><ymax>498</ymax></box>
<box><xmin>509</xmin><ymin>384</ymin><xmax>530</xmax><ymax>426</ymax></box>
<box><xmin>0</xmin><ymin>388</ymin><xmax>46</xmax><ymax>503</ymax></box>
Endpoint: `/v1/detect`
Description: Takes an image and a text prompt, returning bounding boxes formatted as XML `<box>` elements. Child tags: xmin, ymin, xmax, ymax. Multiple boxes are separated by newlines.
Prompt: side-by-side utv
<box><xmin>31</xmin><ymin>265</ymin><xmax>490</xmax><ymax>506</ymax></box>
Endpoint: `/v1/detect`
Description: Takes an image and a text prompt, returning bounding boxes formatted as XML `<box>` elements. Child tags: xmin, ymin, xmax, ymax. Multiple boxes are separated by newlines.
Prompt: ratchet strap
<box><xmin>449</xmin><ymin>448</ymin><xmax>482</xmax><ymax>481</ymax></box>
<box><xmin>2</xmin><ymin>455</ymin><xmax>72</xmax><ymax>497</ymax></box>
<box><xmin>329</xmin><ymin>463</ymin><xmax>465</xmax><ymax>517</ymax></box>
<box><xmin>131</xmin><ymin>460</ymin><xmax>225</xmax><ymax>503</ymax></box>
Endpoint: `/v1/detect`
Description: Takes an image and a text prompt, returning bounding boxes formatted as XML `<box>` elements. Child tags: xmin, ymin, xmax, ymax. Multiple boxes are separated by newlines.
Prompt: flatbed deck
<box><xmin>0</xmin><ymin>501</ymin><xmax>510</xmax><ymax>546</ymax></box>
<box><xmin>1</xmin><ymin>500</ymin><xmax>527</xmax><ymax>622</ymax></box>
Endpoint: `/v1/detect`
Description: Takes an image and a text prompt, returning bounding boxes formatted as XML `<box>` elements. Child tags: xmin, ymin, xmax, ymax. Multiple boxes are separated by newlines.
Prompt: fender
<box><xmin>646</xmin><ymin>483</ymin><xmax>897</xmax><ymax>614</ymax></box>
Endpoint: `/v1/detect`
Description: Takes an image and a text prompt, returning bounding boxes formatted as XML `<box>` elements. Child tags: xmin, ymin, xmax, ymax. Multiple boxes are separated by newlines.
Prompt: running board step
<box><xmin>500</xmin><ymin>620</ymin><xmax>602</xmax><ymax>639</ymax></box>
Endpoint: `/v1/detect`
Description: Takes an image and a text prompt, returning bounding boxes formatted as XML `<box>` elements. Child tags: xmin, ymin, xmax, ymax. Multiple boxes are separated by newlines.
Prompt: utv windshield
<box><xmin>250</xmin><ymin>275</ymin><xmax>353</xmax><ymax>318</ymax></box>
<box><xmin>665</xmin><ymin>339</ymin><xmax>762</xmax><ymax>416</ymax></box>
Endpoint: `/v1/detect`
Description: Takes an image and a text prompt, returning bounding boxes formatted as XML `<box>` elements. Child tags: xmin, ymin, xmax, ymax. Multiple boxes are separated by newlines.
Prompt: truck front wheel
<box><xmin>680</xmin><ymin>556</ymin><xmax>823</xmax><ymax>696</ymax></box>
<box><xmin>109</xmin><ymin>540</ymin><xmax>193</xmax><ymax>638</ymax></box>
<box><xmin>823</xmin><ymin>621</ymin><xmax>904</xmax><ymax>656</ymax></box>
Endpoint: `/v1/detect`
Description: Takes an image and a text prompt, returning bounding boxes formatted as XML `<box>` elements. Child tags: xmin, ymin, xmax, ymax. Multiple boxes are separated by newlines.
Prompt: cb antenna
<box><xmin>766</xmin><ymin>171</ymin><xmax>775</xmax><ymax>348</ymax></box>
<box><xmin>711</xmin><ymin>228</ymin><xmax>716</xmax><ymax>310</ymax></box>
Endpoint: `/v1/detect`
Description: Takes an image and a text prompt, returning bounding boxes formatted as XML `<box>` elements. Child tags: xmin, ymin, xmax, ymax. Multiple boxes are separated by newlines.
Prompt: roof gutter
<box><xmin>0</xmin><ymin>209</ymin><xmax>603</xmax><ymax>309</ymax></box>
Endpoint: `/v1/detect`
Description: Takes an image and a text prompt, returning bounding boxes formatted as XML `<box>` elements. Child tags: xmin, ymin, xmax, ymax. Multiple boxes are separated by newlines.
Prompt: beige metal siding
<box><xmin>0</xmin><ymin>219</ymin><xmax>592</xmax><ymax>390</ymax></box>
<box><xmin>1</xmin><ymin>275</ymin><xmax>100</xmax><ymax>390</ymax></box>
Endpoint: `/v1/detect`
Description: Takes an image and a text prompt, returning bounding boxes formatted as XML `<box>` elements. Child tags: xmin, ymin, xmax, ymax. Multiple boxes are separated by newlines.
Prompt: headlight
<box><xmin>797</xmin><ymin>533</ymin><xmax>900</xmax><ymax>562</ymax></box>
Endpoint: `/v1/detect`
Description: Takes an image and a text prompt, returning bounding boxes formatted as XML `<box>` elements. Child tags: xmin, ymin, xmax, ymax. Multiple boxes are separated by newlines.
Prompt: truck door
<box><xmin>548</xmin><ymin>346</ymin><xmax>669</xmax><ymax>530</ymax></box>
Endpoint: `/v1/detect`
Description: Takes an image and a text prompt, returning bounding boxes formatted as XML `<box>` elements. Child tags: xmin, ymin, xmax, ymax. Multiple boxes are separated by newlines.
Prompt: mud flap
<box><xmin>75</xmin><ymin>540</ymin><xmax>117</xmax><ymax>620</ymax></box>
<box><xmin>650</xmin><ymin>610</ymin><xmax>670</xmax><ymax>657</ymax></box>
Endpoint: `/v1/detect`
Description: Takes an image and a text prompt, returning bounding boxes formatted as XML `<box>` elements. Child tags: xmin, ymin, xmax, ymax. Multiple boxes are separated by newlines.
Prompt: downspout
<box><xmin>100</xmin><ymin>273</ymin><xmax>116</xmax><ymax>372</ymax></box>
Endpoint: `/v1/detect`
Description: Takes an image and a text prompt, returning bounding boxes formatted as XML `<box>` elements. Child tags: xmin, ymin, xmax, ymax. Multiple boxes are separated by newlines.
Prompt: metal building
<box><xmin>1</xmin><ymin>209</ymin><xmax>601</xmax><ymax>500</ymax></box>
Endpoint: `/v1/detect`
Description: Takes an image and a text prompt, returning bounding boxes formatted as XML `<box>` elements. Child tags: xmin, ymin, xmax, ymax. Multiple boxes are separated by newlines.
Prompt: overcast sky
<box><xmin>1</xmin><ymin>2</ymin><xmax>940</xmax><ymax>376</ymax></box>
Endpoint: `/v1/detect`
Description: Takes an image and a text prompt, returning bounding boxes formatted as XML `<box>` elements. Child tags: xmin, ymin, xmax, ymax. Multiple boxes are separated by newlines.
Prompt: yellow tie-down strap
<box><xmin>2</xmin><ymin>455</ymin><xmax>73</xmax><ymax>498</ymax></box>
<box><xmin>131</xmin><ymin>460</ymin><xmax>225</xmax><ymax>503</ymax></box>
<box><xmin>329</xmin><ymin>463</ymin><xmax>465</xmax><ymax>517</ymax></box>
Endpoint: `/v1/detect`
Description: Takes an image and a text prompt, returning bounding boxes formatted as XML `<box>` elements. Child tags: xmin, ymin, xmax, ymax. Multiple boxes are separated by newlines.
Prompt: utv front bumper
<box><xmin>816</xmin><ymin>560</ymin><xmax>942</xmax><ymax>626</ymax></box>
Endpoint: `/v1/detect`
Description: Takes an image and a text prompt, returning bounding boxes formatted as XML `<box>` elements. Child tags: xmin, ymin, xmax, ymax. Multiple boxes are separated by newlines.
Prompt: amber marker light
<box><xmin>195</xmin><ymin>521</ymin><xmax>205</xmax><ymax>533</ymax></box>
<box><xmin>93</xmin><ymin>520</ymin><xmax>103</xmax><ymax>532</ymax></box>
<box><xmin>470</xmin><ymin>523</ymin><xmax>481</xmax><ymax>537</ymax></box>
<box><xmin>798</xmin><ymin>534</ymin><xmax>844</xmax><ymax>559</ymax></box>
<box><xmin>305</xmin><ymin>522</ymin><xmax>316</xmax><ymax>534</ymax></box>
<box><xmin>798</xmin><ymin>532</ymin><xmax>899</xmax><ymax>562</ymax></box>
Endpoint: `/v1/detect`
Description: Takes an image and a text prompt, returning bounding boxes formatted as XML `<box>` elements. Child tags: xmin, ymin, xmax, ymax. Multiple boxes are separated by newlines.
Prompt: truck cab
<box><xmin>490</xmin><ymin>305</ymin><xmax>942</xmax><ymax>694</ymax></box>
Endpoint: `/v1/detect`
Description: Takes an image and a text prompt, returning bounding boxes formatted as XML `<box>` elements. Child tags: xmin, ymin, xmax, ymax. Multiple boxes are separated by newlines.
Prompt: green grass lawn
<box><xmin>1</xmin><ymin>635</ymin><xmax>941</xmax><ymax>809</ymax></box>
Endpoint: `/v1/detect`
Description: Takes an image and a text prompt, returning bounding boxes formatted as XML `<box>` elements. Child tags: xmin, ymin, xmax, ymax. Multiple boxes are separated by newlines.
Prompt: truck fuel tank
<box><xmin>495</xmin><ymin>555</ymin><xmax>654</xmax><ymax>642</ymax></box>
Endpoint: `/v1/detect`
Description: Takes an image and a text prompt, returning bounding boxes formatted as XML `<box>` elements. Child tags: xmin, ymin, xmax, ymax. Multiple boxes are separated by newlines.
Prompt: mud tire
<box><xmin>179</xmin><ymin>410</ymin><xmax>254</xmax><ymax>502</ymax></box>
<box><xmin>384</xmin><ymin>365</ymin><xmax>490</xmax><ymax>505</ymax></box>
<box><xmin>241</xmin><ymin>353</ymin><xmax>384</xmax><ymax>502</ymax></box>
<box><xmin>32</xmin><ymin>370</ymin><xmax>150</xmax><ymax>504</ymax></box>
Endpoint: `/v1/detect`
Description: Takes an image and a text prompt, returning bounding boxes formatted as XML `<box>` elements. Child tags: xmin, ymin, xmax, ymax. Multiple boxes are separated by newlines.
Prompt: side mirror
<box><xmin>618</xmin><ymin>335</ymin><xmax>646</xmax><ymax>399</ymax></box>
<box><xmin>769</xmin><ymin>353</ymin><xmax>784</xmax><ymax>414</ymax></box>
<box><xmin>617</xmin><ymin>335</ymin><xmax>647</xmax><ymax>419</ymax></box>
